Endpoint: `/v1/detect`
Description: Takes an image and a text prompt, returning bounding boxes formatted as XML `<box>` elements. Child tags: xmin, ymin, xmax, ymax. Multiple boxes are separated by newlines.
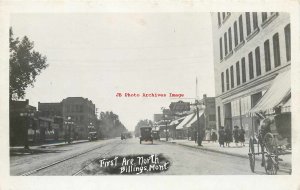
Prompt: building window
<box><xmin>284</xmin><ymin>24</ymin><xmax>291</xmax><ymax>62</ymax></box>
<box><xmin>273</xmin><ymin>33</ymin><xmax>281</xmax><ymax>67</ymax></box>
<box><xmin>252</xmin><ymin>12</ymin><xmax>258</xmax><ymax>30</ymax></box>
<box><xmin>221</xmin><ymin>72</ymin><xmax>224</xmax><ymax>92</ymax></box>
<box><xmin>246</xmin><ymin>12</ymin><xmax>251</xmax><ymax>36</ymax></box>
<box><xmin>226</xmin><ymin>69</ymin><xmax>230</xmax><ymax>90</ymax></box>
<box><xmin>228</xmin><ymin>27</ymin><xmax>232</xmax><ymax>52</ymax></box>
<box><xmin>218</xmin><ymin>13</ymin><xmax>221</xmax><ymax>26</ymax></box>
<box><xmin>236</xmin><ymin>61</ymin><xmax>240</xmax><ymax>86</ymax></box>
<box><xmin>224</xmin><ymin>32</ymin><xmax>228</xmax><ymax>55</ymax></box>
<box><xmin>262</xmin><ymin>12</ymin><xmax>268</xmax><ymax>22</ymax></box>
<box><xmin>264</xmin><ymin>40</ymin><xmax>271</xmax><ymax>72</ymax></box>
<box><xmin>230</xmin><ymin>65</ymin><xmax>234</xmax><ymax>88</ymax></box>
<box><xmin>219</xmin><ymin>37</ymin><xmax>223</xmax><ymax>61</ymax></box>
<box><xmin>239</xmin><ymin>15</ymin><xmax>244</xmax><ymax>42</ymax></box>
<box><xmin>234</xmin><ymin>21</ymin><xmax>239</xmax><ymax>47</ymax></box>
<box><xmin>248</xmin><ymin>52</ymin><xmax>254</xmax><ymax>79</ymax></box>
<box><xmin>241</xmin><ymin>57</ymin><xmax>246</xmax><ymax>83</ymax></box>
<box><xmin>255</xmin><ymin>47</ymin><xmax>261</xmax><ymax>76</ymax></box>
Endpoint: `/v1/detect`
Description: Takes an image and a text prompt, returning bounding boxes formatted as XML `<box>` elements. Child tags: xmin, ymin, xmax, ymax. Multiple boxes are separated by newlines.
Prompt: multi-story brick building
<box><xmin>211</xmin><ymin>12</ymin><xmax>291</xmax><ymax>138</ymax></box>
<box><xmin>38</xmin><ymin>97</ymin><xmax>97</xmax><ymax>139</ymax></box>
<box><xmin>61</xmin><ymin>97</ymin><xmax>97</xmax><ymax>139</ymax></box>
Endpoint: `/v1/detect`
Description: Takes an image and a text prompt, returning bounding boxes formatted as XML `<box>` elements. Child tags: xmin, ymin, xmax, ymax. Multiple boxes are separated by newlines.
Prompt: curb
<box><xmin>39</xmin><ymin>140</ymin><xmax>90</xmax><ymax>148</ymax></box>
<box><xmin>159</xmin><ymin>140</ymin><xmax>291</xmax><ymax>171</ymax></box>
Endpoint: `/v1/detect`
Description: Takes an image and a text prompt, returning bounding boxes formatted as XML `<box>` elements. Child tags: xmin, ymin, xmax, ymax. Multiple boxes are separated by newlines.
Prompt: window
<box><xmin>241</xmin><ymin>57</ymin><xmax>246</xmax><ymax>83</ymax></box>
<box><xmin>255</xmin><ymin>47</ymin><xmax>261</xmax><ymax>76</ymax></box>
<box><xmin>219</xmin><ymin>37</ymin><xmax>223</xmax><ymax>60</ymax></box>
<box><xmin>224</xmin><ymin>32</ymin><xmax>228</xmax><ymax>55</ymax></box>
<box><xmin>218</xmin><ymin>13</ymin><xmax>221</xmax><ymax>26</ymax></box>
<box><xmin>230</xmin><ymin>65</ymin><xmax>234</xmax><ymax>88</ymax></box>
<box><xmin>252</xmin><ymin>12</ymin><xmax>258</xmax><ymax>30</ymax></box>
<box><xmin>248</xmin><ymin>52</ymin><xmax>254</xmax><ymax>79</ymax></box>
<box><xmin>221</xmin><ymin>72</ymin><xmax>224</xmax><ymax>92</ymax></box>
<box><xmin>273</xmin><ymin>33</ymin><xmax>281</xmax><ymax>67</ymax></box>
<box><xmin>239</xmin><ymin>15</ymin><xmax>244</xmax><ymax>42</ymax></box>
<box><xmin>236</xmin><ymin>61</ymin><xmax>240</xmax><ymax>85</ymax></box>
<box><xmin>228</xmin><ymin>28</ymin><xmax>232</xmax><ymax>52</ymax></box>
<box><xmin>226</xmin><ymin>69</ymin><xmax>230</xmax><ymax>90</ymax></box>
<box><xmin>246</xmin><ymin>12</ymin><xmax>251</xmax><ymax>36</ymax></box>
<box><xmin>284</xmin><ymin>24</ymin><xmax>291</xmax><ymax>62</ymax></box>
<box><xmin>264</xmin><ymin>40</ymin><xmax>271</xmax><ymax>72</ymax></box>
<box><xmin>234</xmin><ymin>21</ymin><xmax>239</xmax><ymax>47</ymax></box>
<box><xmin>262</xmin><ymin>12</ymin><xmax>268</xmax><ymax>22</ymax></box>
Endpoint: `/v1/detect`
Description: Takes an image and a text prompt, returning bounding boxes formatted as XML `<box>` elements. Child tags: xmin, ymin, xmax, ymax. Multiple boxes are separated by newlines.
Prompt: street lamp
<box><xmin>194</xmin><ymin>100</ymin><xmax>206</xmax><ymax>146</ymax></box>
<box><xmin>64</xmin><ymin>116</ymin><xmax>74</xmax><ymax>144</ymax></box>
<box><xmin>161</xmin><ymin>109</ymin><xmax>171</xmax><ymax>141</ymax></box>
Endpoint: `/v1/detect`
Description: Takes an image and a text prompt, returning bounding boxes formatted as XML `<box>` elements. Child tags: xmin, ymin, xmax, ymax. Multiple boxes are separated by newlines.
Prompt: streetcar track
<box><xmin>72</xmin><ymin>141</ymin><xmax>123</xmax><ymax>176</ymax></box>
<box><xmin>18</xmin><ymin>140</ymin><xmax>122</xmax><ymax>176</ymax></box>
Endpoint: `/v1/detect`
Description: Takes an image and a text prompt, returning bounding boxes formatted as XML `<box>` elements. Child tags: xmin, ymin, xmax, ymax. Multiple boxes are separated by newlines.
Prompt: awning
<box><xmin>185</xmin><ymin>110</ymin><xmax>204</xmax><ymax>128</ymax></box>
<box><xmin>248</xmin><ymin>69</ymin><xmax>291</xmax><ymax>114</ymax></box>
<box><xmin>176</xmin><ymin>113</ymin><xmax>195</xmax><ymax>130</ymax></box>
<box><xmin>169</xmin><ymin>116</ymin><xmax>185</xmax><ymax>126</ymax></box>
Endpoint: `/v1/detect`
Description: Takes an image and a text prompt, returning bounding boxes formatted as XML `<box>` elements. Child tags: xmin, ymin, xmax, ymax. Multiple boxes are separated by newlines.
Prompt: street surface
<box><xmin>10</xmin><ymin>138</ymin><xmax>289</xmax><ymax>175</ymax></box>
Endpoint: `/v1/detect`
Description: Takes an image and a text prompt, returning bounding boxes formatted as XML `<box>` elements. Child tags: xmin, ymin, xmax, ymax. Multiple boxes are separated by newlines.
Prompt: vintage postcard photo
<box><xmin>1</xmin><ymin>0</ymin><xmax>300</xmax><ymax>190</ymax></box>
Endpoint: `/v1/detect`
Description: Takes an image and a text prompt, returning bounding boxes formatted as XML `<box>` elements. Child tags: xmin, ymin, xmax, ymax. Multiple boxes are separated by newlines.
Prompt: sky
<box><xmin>11</xmin><ymin>13</ymin><xmax>215</xmax><ymax>131</ymax></box>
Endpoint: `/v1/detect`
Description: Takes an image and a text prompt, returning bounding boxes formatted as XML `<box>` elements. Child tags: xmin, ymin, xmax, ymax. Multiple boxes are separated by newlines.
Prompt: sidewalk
<box><xmin>159</xmin><ymin>138</ymin><xmax>291</xmax><ymax>170</ymax></box>
<box><xmin>10</xmin><ymin>140</ymin><xmax>90</xmax><ymax>156</ymax></box>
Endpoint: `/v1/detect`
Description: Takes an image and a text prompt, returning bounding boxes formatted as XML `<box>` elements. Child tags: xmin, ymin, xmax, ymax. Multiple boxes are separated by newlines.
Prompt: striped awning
<box><xmin>248</xmin><ymin>69</ymin><xmax>291</xmax><ymax>114</ymax></box>
<box><xmin>176</xmin><ymin>110</ymin><xmax>204</xmax><ymax>130</ymax></box>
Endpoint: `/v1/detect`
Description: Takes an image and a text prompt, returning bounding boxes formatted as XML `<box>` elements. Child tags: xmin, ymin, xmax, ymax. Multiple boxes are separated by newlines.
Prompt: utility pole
<box><xmin>195</xmin><ymin>100</ymin><xmax>202</xmax><ymax>146</ymax></box>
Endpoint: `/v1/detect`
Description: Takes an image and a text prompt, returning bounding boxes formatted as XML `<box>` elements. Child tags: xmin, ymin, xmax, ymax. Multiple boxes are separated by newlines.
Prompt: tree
<box><xmin>134</xmin><ymin>119</ymin><xmax>153</xmax><ymax>137</ymax></box>
<box><xmin>9</xmin><ymin>27</ymin><xmax>48</xmax><ymax>100</ymax></box>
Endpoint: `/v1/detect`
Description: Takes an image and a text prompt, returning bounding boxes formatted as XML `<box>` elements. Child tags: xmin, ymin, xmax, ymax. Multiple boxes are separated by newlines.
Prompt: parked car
<box><xmin>121</xmin><ymin>132</ymin><xmax>127</xmax><ymax>140</ymax></box>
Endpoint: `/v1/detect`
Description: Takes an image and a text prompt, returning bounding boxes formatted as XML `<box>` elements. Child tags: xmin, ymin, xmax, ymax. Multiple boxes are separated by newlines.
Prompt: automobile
<box><xmin>151</xmin><ymin>130</ymin><xmax>160</xmax><ymax>140</ymax></box>
<box><xmin>88</xmin><ymin>131</ymin><xmax>97</xmax><ymax>141</ymax></box>
<box><xmin>121</xmin><ymin>132</ymin><xmax>127</xmax><ymax>140</ymax></box>
<box><xmin>140</xmin><ymin>127</ymin><xmax>153</xmax><ymax>144</ymax></box>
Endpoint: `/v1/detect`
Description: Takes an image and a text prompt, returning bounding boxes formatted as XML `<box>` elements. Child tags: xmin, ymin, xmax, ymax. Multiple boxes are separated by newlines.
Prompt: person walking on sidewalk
<box><xmin>233</xmin><ymin>126</ymin><xmax>240</xmax><ymax>147</ymax></box>
<box><xmin>239</xmin><ymin>126</ymin><xmax>245</xmax><ymax>146</ymax></box>
<box><xmin>218</xmin><ymin>126</ymin><xmax>225</xmax><ymax>147</ymax></box>
<box><xmin>225</xmin><ymin>127</ymin><xmax>232</xmax><ymax>147</ymax></box>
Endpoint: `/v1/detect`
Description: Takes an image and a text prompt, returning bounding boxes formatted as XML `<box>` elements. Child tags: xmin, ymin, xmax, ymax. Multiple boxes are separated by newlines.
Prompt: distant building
<box><xmin>61</xmin><ymin>97</ymin><xmax>97</xmax><ymax>139</ymax></box>
<box><xmin>211</xmin><ymin>12</ymin><xmax>290</xmax><ymax>137</ymax></box>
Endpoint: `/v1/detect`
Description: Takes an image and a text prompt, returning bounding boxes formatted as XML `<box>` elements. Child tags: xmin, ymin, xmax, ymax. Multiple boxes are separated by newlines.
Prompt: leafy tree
<box><xmin>9</xmin><ymin>27</ymin><xmax>48</xmax><ymax>100</ymax></box>
<box><xmin>99</xmin><ymin>111</ymin><xmax>127</xmax><ymax>138</ymax></box>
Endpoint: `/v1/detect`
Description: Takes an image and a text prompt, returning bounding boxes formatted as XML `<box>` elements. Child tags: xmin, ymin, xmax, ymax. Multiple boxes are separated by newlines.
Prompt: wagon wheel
<box><xmin>248</xmin><ymin>137</ymin><xmax>256</xmax><ymax>172</ymax></box>
<box><xmin>264</xmin><ymin>155</ymin><xmax>278</xmax><ymax>175</ymax></box>
<box><xmin>264</xmin><ymin>133</ymin><xmax>277</xmax><ymax>154</ymax></box>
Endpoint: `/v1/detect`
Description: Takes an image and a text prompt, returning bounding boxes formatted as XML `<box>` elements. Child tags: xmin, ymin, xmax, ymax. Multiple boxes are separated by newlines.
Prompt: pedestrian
<box><xmin>225</xmin><ymin>127</ymin><xmax>232</xmax><ymax>147</ymax></box>
<box><xmin>239</xmin><ymin>126</ymin><xmax>245</xmax><ymax>146</ymax></box>
<box><xmin>218</xmin><ymin>126</ymin><xmax>225</xmax><ymax>147</ymax></box>
<box><xmin>211</xmin><ymin>131</ymin><xmax>217</xmax><ymax>142</ymax></box>
<box><xmin>233</xmin><ymin>126</ymin><xmax>240</xmax><ymax>147</ymax></box>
